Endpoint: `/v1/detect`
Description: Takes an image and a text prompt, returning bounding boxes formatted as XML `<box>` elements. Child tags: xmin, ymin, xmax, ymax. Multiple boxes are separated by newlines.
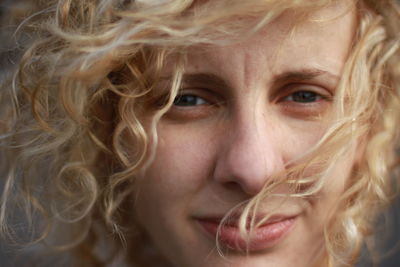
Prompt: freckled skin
<box><xmin>134</xmin><ymin>2</ymin><xmax>358</xmax><ymax>267</ymax></box>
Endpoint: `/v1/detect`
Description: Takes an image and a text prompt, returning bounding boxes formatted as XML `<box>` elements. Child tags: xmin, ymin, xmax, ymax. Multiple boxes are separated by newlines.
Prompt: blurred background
<box><xmin>0</xmin><ymin>1</ymin><xmax>399</xmax><ymax>266</ymax></box>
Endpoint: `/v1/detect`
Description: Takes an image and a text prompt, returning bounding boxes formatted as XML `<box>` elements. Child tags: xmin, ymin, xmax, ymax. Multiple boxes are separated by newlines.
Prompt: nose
<box><xmin>213</xmin><ymin>107</ymin><xmax>285</xmax><ymax>196</ymax></box>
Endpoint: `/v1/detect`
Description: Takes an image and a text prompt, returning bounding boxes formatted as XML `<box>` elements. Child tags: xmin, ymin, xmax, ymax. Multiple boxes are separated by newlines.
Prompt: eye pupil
<box><xmin>292</xmin><ymin>91</ymin><xmax>318</xmax><ymax>103</ymax></box>
<box><xmin>174</xmin><ymin>95</ymin><xmax>204</xmax><ymax>106</ymax></box>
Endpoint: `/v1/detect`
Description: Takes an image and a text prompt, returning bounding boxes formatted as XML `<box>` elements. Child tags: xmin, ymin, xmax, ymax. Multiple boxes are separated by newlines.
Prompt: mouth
<box><xmin>196</xmin><ymin>214</ymin><xmax>297</xmax><ymax>252</ymax></box>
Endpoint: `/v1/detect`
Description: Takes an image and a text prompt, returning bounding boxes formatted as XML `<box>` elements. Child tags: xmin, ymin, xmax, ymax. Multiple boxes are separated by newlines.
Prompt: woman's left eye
<box><xmin>173</xmin><ymin>94</ymin><xmax>209</xmax><ymax>106</ymax></box>
<box><xmin>284</xmin><ymin>91</ymin><xmax>323</xmax><ymax>103</ymax></box>
<box><xmin>276</xmin><ymin>85</ymin><xmax>333</xmax><ymax>118</ymax></box>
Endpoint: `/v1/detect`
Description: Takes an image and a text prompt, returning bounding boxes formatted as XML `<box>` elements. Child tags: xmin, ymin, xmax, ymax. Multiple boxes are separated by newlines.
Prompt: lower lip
<box><xmin>197</xmin><ymin>216</ymin><xmax>296</xmax><ymax>251</ymax></box>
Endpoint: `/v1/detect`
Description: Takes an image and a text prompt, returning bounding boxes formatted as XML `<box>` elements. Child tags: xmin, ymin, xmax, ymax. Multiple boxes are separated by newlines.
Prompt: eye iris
<box><xmin>292</xmin><ymin>91</ymin><xmax>318</xmax><ymax>103</ymax></box>
<box><xmin>174</xmin><ymin>95</ymin><xmax>202</xmax><ymax>106</ymax></box>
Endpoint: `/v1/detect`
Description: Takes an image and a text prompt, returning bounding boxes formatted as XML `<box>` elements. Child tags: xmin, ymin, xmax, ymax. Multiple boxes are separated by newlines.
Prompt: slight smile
<box><xmin>195</xmin><ymin>214</ymin><xmax>298</xmax><ymax>252</ymax></box>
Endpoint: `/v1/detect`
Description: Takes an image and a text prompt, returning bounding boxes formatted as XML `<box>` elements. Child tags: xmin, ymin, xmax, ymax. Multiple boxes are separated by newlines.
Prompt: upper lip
<box><xmin>196</xmin><ymin>213</ymin><xmax>297</xmax><ymax>227</ymax></box>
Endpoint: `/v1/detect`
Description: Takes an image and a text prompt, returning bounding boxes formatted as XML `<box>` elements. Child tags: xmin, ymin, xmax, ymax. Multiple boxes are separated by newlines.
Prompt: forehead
<box><xmin>181</xmin><ymin>1</ymin><xmax>356</xmax><ymax>85</ymax></box>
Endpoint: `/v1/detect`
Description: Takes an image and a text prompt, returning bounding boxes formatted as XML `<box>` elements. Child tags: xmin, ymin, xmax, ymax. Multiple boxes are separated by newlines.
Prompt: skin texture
<box><xmin>134</xmin><ymin>2</ymin><xmax>358</xmax><ymax>267</ymax></box>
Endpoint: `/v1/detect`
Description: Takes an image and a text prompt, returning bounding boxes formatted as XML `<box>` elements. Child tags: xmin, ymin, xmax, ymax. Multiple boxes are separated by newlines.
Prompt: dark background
<box><xmin>0</xmin><ymin>1</ymin><xmax>399</xmax><ymax>266</ymax></box>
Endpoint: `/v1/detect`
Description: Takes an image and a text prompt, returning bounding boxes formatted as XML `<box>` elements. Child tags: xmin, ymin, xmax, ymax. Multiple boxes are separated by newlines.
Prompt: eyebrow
<box><xmin>271</xmin><ymin>68</ymin><xmax>340</xmax><ymax>86</ymax></box>
<box><xmin>161</xmin><ymin>68</ymin><xmax>339</xmax><ymax>91</ymax></box>
<box><xmin>180</xmin><ymin>73</ymin><xmax>230</xmax><ymax>90</ymax></box>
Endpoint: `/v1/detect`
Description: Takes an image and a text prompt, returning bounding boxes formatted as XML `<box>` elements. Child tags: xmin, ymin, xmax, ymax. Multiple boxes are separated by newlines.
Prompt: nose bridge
<box><xmin>213</xmin><ymin>103</ymin><xmax>285</xmax><ymax>195</ymax></box>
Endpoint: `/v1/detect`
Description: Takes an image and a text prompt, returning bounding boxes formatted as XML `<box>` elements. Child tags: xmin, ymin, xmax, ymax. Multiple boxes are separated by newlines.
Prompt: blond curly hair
<box><xmin>0</xmin><ymin>0</ymin><xmax>399</xmax><ymax>266</ymax></box>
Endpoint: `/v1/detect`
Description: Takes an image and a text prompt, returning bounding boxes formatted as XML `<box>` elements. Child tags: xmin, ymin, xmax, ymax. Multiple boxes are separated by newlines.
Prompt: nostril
<box><xmin>223</xmin><ymin>181</ymin><xmax>243</xmax><ymax>191</ymax></box>
<box><xmin>221</xmin><ymin>180</ymin><xmax>264</xmax><ymax>196</ymax></box>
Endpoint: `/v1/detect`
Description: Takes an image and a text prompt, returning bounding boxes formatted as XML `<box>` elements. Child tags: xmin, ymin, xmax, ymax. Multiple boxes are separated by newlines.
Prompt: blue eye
<box><xmin>173</xmin><ymin>94</ymin><xmax>208</xmax><ymax>106</ymax></box>
<box><xmin>285</xmin><ymin>91</ymin><xmax>321</xmax><ymax>103</ymax></box>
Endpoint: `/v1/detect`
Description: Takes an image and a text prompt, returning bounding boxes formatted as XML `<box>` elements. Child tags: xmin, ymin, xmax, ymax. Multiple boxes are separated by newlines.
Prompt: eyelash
<box><xmin>173</xmin><ymin>94</ymin><xmax>210</xmax><ymax>106</ymax></box>
<box><xmin>283</xmin><ymin>91</ymin><xmax>322</xmax><ymax>103</ymax></box>
<box><xmin>172</xmin><ymin>89</ymin><xmax>330</xmax><ymax>106</ymax></box>
<box><xmin>167</xmin><ymin>85</ymin><xmax>332</xmax><ymax>120</ymax></box>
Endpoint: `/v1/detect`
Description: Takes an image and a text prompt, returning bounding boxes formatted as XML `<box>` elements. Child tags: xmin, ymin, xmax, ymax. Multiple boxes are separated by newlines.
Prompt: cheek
<box><xmin>326</xmin><ymin>149</ymin><xmax>358</xmax><ymax>195</ymax></box>
<box><xmin>280</xmin><ymin>120</ymin><xmax>331</xmax><ymax>159</ymax></box>
<box><xmin>308</xmin><ymin>147</ymin><xmax>359</xmax><ymax>225</ymax></box>
<box><xmin>135</xmin><ymin>125</ymin><xmax>216</xmax><ymax>208</ymax></box>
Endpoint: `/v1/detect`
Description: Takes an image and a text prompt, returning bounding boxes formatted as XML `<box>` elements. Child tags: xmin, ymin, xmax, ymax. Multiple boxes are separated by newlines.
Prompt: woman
<box><xmin>0</xmin><ymin>0</ymin><xmax>399</xmax><ymax>266</ymax></box>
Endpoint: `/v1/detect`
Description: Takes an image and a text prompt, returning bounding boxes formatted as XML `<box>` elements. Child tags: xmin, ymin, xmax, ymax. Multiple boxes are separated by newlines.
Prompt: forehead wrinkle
<box><xmin>233</xmin><ymin>46</ymin><xmax>267</xmax><ymax>94</ymax></box>
<box><xmin>243</xmin><ymin>51</ymin><xmax>253</xmax><ymax>91</ymax></box>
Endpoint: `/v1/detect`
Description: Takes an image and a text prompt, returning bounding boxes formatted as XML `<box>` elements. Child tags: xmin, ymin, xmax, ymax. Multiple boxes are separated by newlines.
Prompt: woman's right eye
<box><xmin>165</xmin><ymin>90</ymin><xmax>222</xmax><ymax>121</ymax></box>
<box><xmin>173</xmin><ymin>94</ymin><xmax>209</xmax><ymax>106</ymax></box>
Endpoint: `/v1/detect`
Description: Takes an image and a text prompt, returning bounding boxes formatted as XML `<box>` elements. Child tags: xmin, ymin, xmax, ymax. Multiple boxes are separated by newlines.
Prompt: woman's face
<box><xmin>134</xmin><ymin>3</ymin><xmax>357</xmax><ymax>267</ymax></box>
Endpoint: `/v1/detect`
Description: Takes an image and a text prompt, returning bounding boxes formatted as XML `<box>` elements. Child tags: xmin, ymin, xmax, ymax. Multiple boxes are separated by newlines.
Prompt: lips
<box><xmin>196</xmin><ymin>214</ymin><xmax>297</xmax><ymax>251</ymax></box>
